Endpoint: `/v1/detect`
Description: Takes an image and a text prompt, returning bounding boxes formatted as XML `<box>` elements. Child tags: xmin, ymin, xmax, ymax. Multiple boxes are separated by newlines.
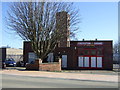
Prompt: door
<box><xmin>62</xmin><ymin>55</ymin><xmax>67</xmax><ymax>68</ymax></box>
<box><xmin>97</xmin><ymin>57</ymin><xmax>102</xmax><ymax>68</ymax></box>
<box><xmin>84</xmin><ymin>57</ymin><xmax>89</xmax><ymax>67</ymax></box>
<box><xmin>28</xmin><ymin>52</ymin><xmax>36</xmax><ymax>63</ymax></box>
<box><xmin>78</xmin><ymin>57</ymin><xmax>84</xmax><ymax>67</ymax></box>
<box><xmin>91</xmin><ymin>57</ymin><xmax>96</xmax><ymax>67</ymax></box>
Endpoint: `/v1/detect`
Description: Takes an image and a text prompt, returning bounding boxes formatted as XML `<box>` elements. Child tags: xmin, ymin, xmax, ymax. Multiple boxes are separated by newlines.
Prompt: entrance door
<box><xmin>97</xmin><ymin>57</ymin><xmax>102</xmax><ymax>68</ymax></box>
<box><xmin>91</xmin><ymin>57</ymin><xmax>96</xmax><ymax>67</ymax></box>
<box><xmin>28</xmin><ymin>52</ymin><xmax>36</xmax><ymax>63</ymax></box>
<box><xmin>62</xmin><ymin>55</ymin><xmax>67</xmax><ymax>68</ymax></box>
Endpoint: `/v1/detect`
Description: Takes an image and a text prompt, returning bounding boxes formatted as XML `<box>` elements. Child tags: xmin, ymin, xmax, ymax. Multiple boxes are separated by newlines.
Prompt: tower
<box><xmin>56</xmin><ymin>11</ymin><xmax>70</xmax><ymax>47</ymax></box>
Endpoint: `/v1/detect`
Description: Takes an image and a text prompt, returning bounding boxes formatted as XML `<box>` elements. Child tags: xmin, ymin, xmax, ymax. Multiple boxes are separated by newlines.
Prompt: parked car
<box><xmin>5</xmin><ymin>58</ymin><xmax>16</xmax><ymax>67</ymax></box>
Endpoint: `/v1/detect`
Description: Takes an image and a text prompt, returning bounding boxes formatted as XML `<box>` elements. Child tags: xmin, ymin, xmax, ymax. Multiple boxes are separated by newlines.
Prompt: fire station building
<box><xmin>54</xmin><ymin>40</ymin><xmax>113</xmax><ymax>70</ymax></box>
<box><xmin>23</xmin><ymin>11</ymin><xmax>113</xmax><ymax>70</ymax></box>
<box><xmin>24</xmin><ymin>40</ymin><xmax>113</xmax><ymax>70</ymax></box>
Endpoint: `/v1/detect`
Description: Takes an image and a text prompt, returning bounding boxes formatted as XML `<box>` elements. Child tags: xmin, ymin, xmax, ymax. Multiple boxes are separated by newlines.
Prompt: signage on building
<box><xmin>77</xmin><ymin>42</ymin><xmax>103</xmax><ymax>46</ymax></box>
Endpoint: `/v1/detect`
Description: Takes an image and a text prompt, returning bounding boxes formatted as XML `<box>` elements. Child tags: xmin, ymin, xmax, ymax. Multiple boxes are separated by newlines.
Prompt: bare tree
<box><xmin>113</xmin><ymin>43</ymin><xmax>119</xmax><ymax>54</ymax></box>
<box><xmin>113</xmin><ymin>42</ymin><xmax>120</xmax><ymax>64</ymax></box>
<box><xmin>7</xmin><ymin>2</ymin><xmax>80</xmax><ymax>61</ymax></box>
<box><xmin>118</xmin><ymin>41</ymin><xmax>120</xmax><ymax>64</ymax></box>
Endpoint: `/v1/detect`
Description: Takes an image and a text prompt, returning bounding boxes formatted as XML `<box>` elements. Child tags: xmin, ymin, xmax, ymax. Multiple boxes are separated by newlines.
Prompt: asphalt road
<box><xmin>2</xmin><ymin>74</ymin><xmax>118</xmax><ymax>88</ymax></box>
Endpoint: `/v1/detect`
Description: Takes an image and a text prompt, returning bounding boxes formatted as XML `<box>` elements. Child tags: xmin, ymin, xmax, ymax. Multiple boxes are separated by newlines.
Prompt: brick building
<box><xmin>23</xmin><ymin>11</ymin><xmax>113</xmax><ymax>70</ymax></box>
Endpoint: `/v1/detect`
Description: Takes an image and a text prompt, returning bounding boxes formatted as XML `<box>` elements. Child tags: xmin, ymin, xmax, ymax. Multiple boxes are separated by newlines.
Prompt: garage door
<box><xmin>91</xmin><ymin>57</ymin><xmax>96</xmax><ymax>67</ymax></box>
<box><xmin>78</xmin><ymin>56</ymin><xmax>89</xmax><ymax>67</ymax></box>
<box><xmin>97</xmin><ymin>57</ymin><xmax>102</xmax><ymax>68</ymax></box>
<box><xmin>78</xmin><ymin>57</ymin><xmax>83</xmax><ymax>67</ymax></box>
<box><xmin>78</xmin><ymin>56</ymin><xmax>102</xmax><ymax>68</ymax></box>
<box><xmin>84</xmin><ymin>57</ymin><xmax>89</xmax><ymax>67</ymax></box>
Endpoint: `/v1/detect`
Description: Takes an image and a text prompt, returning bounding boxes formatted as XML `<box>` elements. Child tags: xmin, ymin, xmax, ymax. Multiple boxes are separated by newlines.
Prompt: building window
<box><xmin>80</xmin><ymin>52</ymin><xmax>84</xmax><ymax>55</ymax></box>
<box><xmin>97</xmin><ymin>49</ymin><xmax>102</xmax><ymax>55</ymax></box>
<box><xmin>84</xmin><ymin>50</ymin><xmax>89</xmax><ymax>55</ymax></box>
<box><xmin>91</xmin><ymin>50</ymin><xmax>96</xmax><ymax>55</ymax></box>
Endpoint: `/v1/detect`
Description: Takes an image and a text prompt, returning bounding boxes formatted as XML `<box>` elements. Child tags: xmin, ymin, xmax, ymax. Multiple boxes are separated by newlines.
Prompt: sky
<box><xmin>118</xmin><ymin>2</ymin><xmax>120</xmax><ymax>43</ymax></box>
<box><xmin>0</xmin><ymin>1</ymin><xmax>118</xmax><ymax>49</ymax></box>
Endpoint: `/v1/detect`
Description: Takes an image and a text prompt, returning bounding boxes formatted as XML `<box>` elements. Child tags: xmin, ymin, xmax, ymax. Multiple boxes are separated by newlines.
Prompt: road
<box><xmin>2</xmin><ymin>74</ymin><xmax>118</xmax><ymax>88</ymax></box>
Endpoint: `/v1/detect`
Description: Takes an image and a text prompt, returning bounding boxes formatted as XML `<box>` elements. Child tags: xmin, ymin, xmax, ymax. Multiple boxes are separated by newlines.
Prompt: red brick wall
<box><xmin>26</xmin><ymin>59</ymin><xmax>61</xmax><ymax>71</ymax></box>
<box><xmin>102</xmin><ymin>41</ymin><xmax>113</xmax><ymax>70</ymax></box>
<box><xmin>39</xmin><ymin>62</ymin><xmax>61</xmax><ymax>71</ymax></box>
<box><xmin>23</xmin><ymin>41</ymin><xmax>33</xmax><ymax>63</ymax></box>
<box><xmin>26</xmin><ymin>59</ymin><xmax>39</xmax><ymax>70</ymax></box>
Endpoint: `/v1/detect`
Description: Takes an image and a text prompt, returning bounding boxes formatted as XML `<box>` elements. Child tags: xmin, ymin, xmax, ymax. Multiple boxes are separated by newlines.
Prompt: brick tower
<box><xmin>56</xmin><ymin>11</ymin><xmax>70</xmax><ymax>47</ymax></box>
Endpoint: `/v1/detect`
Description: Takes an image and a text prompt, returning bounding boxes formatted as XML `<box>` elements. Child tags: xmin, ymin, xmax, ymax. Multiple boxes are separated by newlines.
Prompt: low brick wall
<box><xmin>26</xmin><ymin>60</ymin><xmax>39</xmax><ymax>70</ymax></box>
<box><xmin>39</xmin><ymin>62</ymin><xmax>61</xmax><ymax>71</ymax></box>
<box><xmin>26</xmin><ymin>59</ymin><xmax>61</xmax><ymax>71</ymax></box>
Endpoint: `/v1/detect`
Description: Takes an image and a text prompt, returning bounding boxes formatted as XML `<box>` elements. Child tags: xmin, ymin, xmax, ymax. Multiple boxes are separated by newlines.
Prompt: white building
<box><xmin>0</xmin><ymin>48</ymin><xmax>23</xmax><ymax>62</ymax></box>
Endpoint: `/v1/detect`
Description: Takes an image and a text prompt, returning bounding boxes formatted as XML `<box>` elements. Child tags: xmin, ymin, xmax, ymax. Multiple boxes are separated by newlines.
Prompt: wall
<box><xmin>103</xmin><ymin>41</ymin><xmax>113</xmax><ymax>70</ymax></box>
<box><xmin>54</xmin><ymin>47</ymin><xmax>75</xmax><ymax>69</ymax></box>
<box><xmin>0</xmin><ymin>48</ymin><xmax>23</xmax><ymax>62</ymax></box>
<box><xmin>39</xmin><ymin>61</ymin><xmax>61</xmax><ymax>71</ymax></box>
<box><xmin>6</xmin><ymin>48</ymin><xmax>23</xmax><ymax>62</ymax></box>
<box><xmin>6</xmin><ymin>48</ymin><xmax>23</xmax><ymax>55</ymax></box>
<box><xmin>26</xmin><ymin>59</ymin><xmax>39</xmax><ymax>70</ymax></box>
<box><xmin>23</xmin><ymin>41</ymin><xmax>33</xmax><ymax>63</ymax></box>
<box><xmin>26</xmin><ymin>59</ymin><xmax>61</xmax><ymax>71</ymax></box>
<box><xmin>0</xmin><ymin>48</ymin><xmax>6</xmax><ymax>62</ymax></box>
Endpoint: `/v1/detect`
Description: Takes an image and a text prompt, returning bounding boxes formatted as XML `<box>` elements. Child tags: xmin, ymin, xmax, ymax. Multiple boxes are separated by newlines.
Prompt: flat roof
<box><xmin>70</xmin><ymin>40</ymin><xmax>113</xmax><ymax>42</ymax></box>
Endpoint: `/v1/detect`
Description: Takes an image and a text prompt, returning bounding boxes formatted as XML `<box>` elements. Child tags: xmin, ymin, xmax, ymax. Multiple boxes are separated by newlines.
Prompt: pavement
<box><xmin>1</xmin><ymin>68</ymin><xmax>119</xmax><ymax>83</ymax></box>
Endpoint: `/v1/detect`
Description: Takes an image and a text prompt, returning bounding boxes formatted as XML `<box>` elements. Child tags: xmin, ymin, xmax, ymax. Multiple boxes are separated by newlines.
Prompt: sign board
<box><xmin>77</xmin><ymin>42</ymin><xmax>103</xmax><ymax>46</ymax></box>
